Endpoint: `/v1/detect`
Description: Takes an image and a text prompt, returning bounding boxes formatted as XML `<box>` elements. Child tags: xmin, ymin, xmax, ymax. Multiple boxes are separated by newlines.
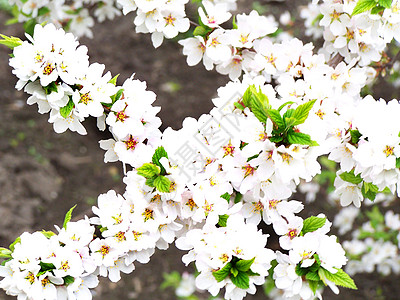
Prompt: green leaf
<box><xmin>266</xmin><ymin>109</ymin><xmax>284</xmax><ymax>129</ymax></box>
<box><xmin>361</xmin><ymin>182</ymin><xmax>379</xmax><ymax>201</ymax></box>
<box><xmin>236</xmin><ymin>257</ymin><xmax>255</xmax><ymax>272</ymax></box>
<box><xmin>63</xmin><ymin>275</ymin><xmax>75</xmax><ymax>285</ymax></box>
<box><xmin>291</xmin><ymin>100</ymin><xmax>316</xmax><ymax>126</ymax></box>
<box><xmin>278</xmin><ymin>101</ymin><xmax>295</xmax><ymax>112</ymax></box>
<box><xmin>146</xmin><ymin>178</ymin><xmax>155</xmax><ymax>187</ymax></box>
<box><xmin>396</xmin><ymin>157</ymin><xmax>400</xmax><ymax>168</ymax></box>
<box><xmin>9</xmin><ymin>236</ymin><xmax>21</xmax><ymax>252</ymax></box>
<box><xmin>308</xmin><ymin>279</ymin><xmax>320</xmax><ymax>294</ymax></box>
<box><xmin>371</xmin><ymin>4</ymin><xmax>385</xmax><ymax>13</ymax></box>
<box><xmin>295</xmin><ymin>264</ymin><xmax>309</xmax><ymax>276</ymax></box>
<box><xmin>306</xmin><ymin>271</ymin><xmax>320</xmax><ymax>281</ymax></box>
<box><xmin>283</xmin><ymin>108</ymin><xmax>295</xmax><ymax>119</ymax></box>
<box><xmin>0</xmin><ymin>34</ymin><xmax>22</xmax><ymax>49</ymax></box>
<box><xmin>286</xmin><ymin>131</ymin><xmax>318</xmax><ymax>146</ymax></box>
<box><xmin>218</xmin><ymin>214</ymin><xmax>229</xmax><ymax>227</ymax></box>
<box><xmin>110</xmin><ymin>88</ymin><xmax>124</xmax><ymax>104</ymax></box>
<box><xmin>154</xmin><ymin>175</ymin><xmax>171</xmax><ymax>193</ymax></box>
<box><xmin>137</xmin><ymin>163</ymin><xmax>160</xmax><ymax>179</ymax></box>
<box><xmin>230</xmin><ymin>271</ymin><xmax>250</xmax><ymax>289</ymax></box>
<box><xmin>43</xmin><ymin>82</ymin><xmax>58</xmax><ymax>95</ymax></box>
<box><xmin>41</xmin><ymin>230</ymin><xmax>56</xmax><ymax>238</ymax></box>
<box><xmin>250</xmin><ymin>95</ymin><xmax>267</xmax><ymax>123</ymax></box>
<box><xmin>302</xmin><ymin>216</ymin><xmax>326</xmax><ymax>235</ymax></box>
<box><xmin>283</xmin><ymin>117</ymin><xmax>297</xmax><ymax>130</ymax></box>
<box><xmin>212</xmin><ymin>262</ymin><xmax>232</xmax><ymax>282</ymax></box>
<box><xmin>161</xmin><ymin>271</ymin><xmax>181</xmax><ymax>290</ymax></box>
<box><xmin>269</xmin><ymin>135</ymin><xmax>283</xmax><ymax>143</ymax></box>
<box><xmin>232</xmin><ymin>15</ymin><xmax>238</xmax><ymax>29</ymax></box>
<box><xmin>352</xmin><ymin>0</ymin><xmax>378</xmax><ymax>16</ymax></box>
<box><xmin>339</xmin><ymin>170</ymin><xmax>362</xmax><ymax>185</ymax></box>
<box><xmin>379</xmin><ymin>0</ymin><xmax>392</xmax><ymax>8</ymax></box>
<box><xmin>234</xmin><ymin>192</ymin><xmax>243</xmax><ymax>204</ymax></box>
<box><xmin>108</xmin><ymin>74</ymin><xmax>119</xmax><ymax>86</ymax></box>
<box><xmin>152</xmin><ymin>146</ymin><xmax>169</xmax><ymax>174</ymax></box>
<box><xmin>220</xmin><ymin>192</ymin><xmax>231</xmax><ymax>202</ymax></box>
<box><xmin>366</xmin><ymin>206</ymin><xmax>384</xmax><ymax>229</ymax></box>
<box><xmin>63</xmin><ymin>204</ymin><xmax>77</xmax><ymax>229</ymax></box>
<box><xmin>350</xmin><ymin>129</ymin><xmax>362</xmax><ymax>145</ymax></box>
<box><xmin>193</xmin><ymin>26</ymin><xmax>211</xmax><ymax>36</ymax></box>
<box><xmin>39</xmin><ymin>261</ymin><xmax>56</xmax><ymax>272</ymax></box>
<box><xmin>242</xmin><ymin>85</ymin><xmax>256</xmax><ymax>108</ymax></box>
<box><xmin>23</xmin><ymin>19</ymin><xmax>37</xmax><ymax>37</ymax></box>
<box><xmin>234</xmin><ymin>101</ymin><xmax>245</xmax><ymax>111</ymax></box>
<box><xmin>59</xmin><ymin>98</ymin><xmax>74</xmax><ymax>118</ymax></box>
<box><xmin>37</xmin><ymin>6</ymin><xmax>50</xmax><ymax>16</ymax></box>
<box><xmin>230</xmin><ymin>267</ymin><xmax>239</xmax><ymax>277</ymax></box>
<box><xmin>319</xmin><ymin>268</ymin><xmax>357</xmax><ymax>290</ymax></box>
<box><xmin>0</xmin><ymin>248</ymin><xmax>12</xmax><ymax>259</ymax></box>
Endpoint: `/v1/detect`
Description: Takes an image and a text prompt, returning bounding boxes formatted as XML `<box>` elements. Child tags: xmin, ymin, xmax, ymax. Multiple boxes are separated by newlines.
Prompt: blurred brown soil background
<box><xmin>0</xmin><ymin>0</ymin><xmax>399</xmax><ymax>299</ymax></box>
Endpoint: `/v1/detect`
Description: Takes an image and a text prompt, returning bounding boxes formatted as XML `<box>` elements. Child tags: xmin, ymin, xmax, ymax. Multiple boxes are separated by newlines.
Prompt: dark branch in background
<box><xmin>386</xmin><ymin>48</ymin><xmax>400</xmax><ymax>70</ymax></box>
<box><xmin>328</xmin><ymin>53</ymin><xmax>344</xmax><ymax>68</ymax></box>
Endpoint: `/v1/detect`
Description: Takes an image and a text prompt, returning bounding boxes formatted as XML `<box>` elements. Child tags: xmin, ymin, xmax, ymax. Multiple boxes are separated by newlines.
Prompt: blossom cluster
<box><xmin>301</xmin><ymin>0</ymin><xmax>400</xmax><ymax>66</ymax></box>
<box><xmin>2</xmin><ymin>0</ymin><xmax>400</xmax><ymax>299</ymax></box>
<box><xmin>8</xmin><ymin>0</ymin><xmax>121</xmax><ymax>38</ymax></box>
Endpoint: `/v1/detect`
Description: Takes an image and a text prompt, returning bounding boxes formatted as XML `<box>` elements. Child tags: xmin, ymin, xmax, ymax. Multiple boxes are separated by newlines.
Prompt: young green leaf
<box><xmin>230</xmin><ymin>271</ymin><xmax>250</xmax><ymax>289</ymax></box>
<box><xmin>266</xmin><ymin>109</ymin><xmax>284</xmax><ymax>129</ymax></box>
<box><xmin>39</xmin><ymin>261</ymin><xmax>56</xmax><ymax>272</ymax></box>
<box><xmin>220</xmin><ymin>192</ymin><xmax>231</xmax><ymax>202</ymax></box>
<box><xmin>278</xmin><ymin>101</ymin><xmax>295</xmax><ymax>111</ymax></box>
<box><xmin>371</xmin><ymin>5</ymin><xmax>385</xmax><ymax>14</ymax></box>
<box><xmin>41</xmin><ymin>230</ymin><xmax>56</xmax><ymax>239</ymax></box>
<box><xmin>59</xmin><ymin>98</ymin><xmax>74</xmax><ymax>118</ymax></box>
<box><xmin>295</xmin><ymin>264</ymin><xmax>309</xmax><ymax>277</ymax></box>
<box><xmin>250</xmin><ymin>96</ymin><xmax>267</xmax><ymax>123</ymax></box>
<box><xmin>63</xmin><ymin>275</ymin><xmax>75</xmax><ymax>285</ymax></box>
<box><xmin>291</xmin><ymin>100</ymin><xmax>316</xmax><ymax>126</ymax></box>
<box><xmin>0</xmin><ymin>248</ymin><xmax>12</xmax><ymax>259</ymax></box>
<box><xmin>236</xmin><ymin>257</ymin><xmax>255</xmax><ymax>272</ymax></box>
<box><xmin>145</xmin><ymin>178</ymin><xmax>155</xmax><ymax>187</ymax></box>
<box><xmin>136</xmin><ymin>163</ymin><xmax>161</xmax><ymax>179</ymax></box>
<box><xmin>0</xmin><ymin>34</ymin><xmax>22</xmax><ymax>49</ymax></box>
<box><xmin>396</xmin><ymin>157</ymin><xmax>400</xmax><ymax>168</ymax></box>
<box><xmin>218</xmin><ymin>214</ymin><xmax>229</xmax><ymax>227</ymax></box>
<box><xmin>319</xmin><ymin>268</ymin><xmax>357</xmax><ymax>290</ymax></box>
<box><xmin>350</xmin><ymin>129</ymin><xmax>362</xmax><ymax>145</ymax></box>
<box><xmin>63</xmin><ymin>204</ymin><xmax>77</xmax><ymax>229</ymax></box>
<box><xmin>152</xmin><ymin>146</ymin><xmax>169</xmax><ymax>174</ymax></box>
<box><xmin>306</xmin><ymin>271</ymin><xmax>320</xmax><ymax>281</ymax></box>
<box><xmin>308</xmin><ymin>279</ymin><xmax>320</xmax><ymax>294</ymax></box>
<box><xmin>234</xmin><ymin>101</ymin><xmax>245</xmax><ymax>111</ymax></box>
<box><xmin>242</xmin><ymin>85</ymin><xmax>256</xmax><ymax>108</ymax></box>
<box><xmin>9</xmin><ymin>236</ymin><xmax>21</xmax><ymax>252</ymax></box>
<box><xmin>111</xmin><ymin>88</ymin><xmax>124</xmax><ymax>104</ymax></box>
<box><xmin>108</xmin><ymin>74</ymin><xmax>120</xmax><ymax>86</ymax></box>
<box><xmin>352</xmin><ymin>0</ymin><xmax>378</xmax><ymax>16</ymax></box>
<box><xmin>339</xmin><ymin>171</ymin><xmax>363</xmax><ymax>185</ymax></box>
<box><xmin>212</xmin><ymin>262</ymin><xmax>232</xmax><ymax>282</ymax></box>
<box><xmin>361</xmin><ymin>182</ymin><xmax>379</xmax><ymax>201</ymax></box>
<box><xmin>43</xmin><ymin>82</ymin><xmax>58</xmax><ymax>95</ymax></box>
<box><xmin>286</xmin><ymin>131</ymin><xmax>317</xmax><ymax>146</ymax></box>
<box><xmin>379</xmin><ymin>0</ymin><xmax>393</xmax><ymax>9</ymax></box>
<box><xmin>154</xmin><ymin>175</ymin><xmax>171</xmax><ymax>193</ymax></box>
<box><xmin>302</xmin><ymin>216</ymin><xmax>326</xmax><ymax>235</ymax></box>
<box><xmin>230</xmin><ymin>267</ymin><xmax>239</xmax><ymax>277</ymax></box>
<box><xmin>232</xmin><ymin>15</ymin><xmax>238</xmax><ymax>29</ymax></box>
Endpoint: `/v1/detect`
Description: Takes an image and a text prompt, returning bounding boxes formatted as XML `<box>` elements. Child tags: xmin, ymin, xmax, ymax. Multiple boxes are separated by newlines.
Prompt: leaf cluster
<box><xmin>295</xmin><ymin>255</ymin><xmax>357</xmax><ymax>294</ymax></box>
<box><xmin>238</xmin><ymin>85</ymin><xmax>318</xmax><ymax>147</ymax></box>
<box><xmin>137</xmin><ymin>147</ymin><xmax>173</xmax><ymax>193</ymax></box>
<box><xmin>212</xmin><ymin>257</ymin><xmax>259</xmax><ymax>290</ymax></box>
<box><xmin>352</xmin><ymin>0</ymin><xmax>392</xmax><ymax>16</ymax></box>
